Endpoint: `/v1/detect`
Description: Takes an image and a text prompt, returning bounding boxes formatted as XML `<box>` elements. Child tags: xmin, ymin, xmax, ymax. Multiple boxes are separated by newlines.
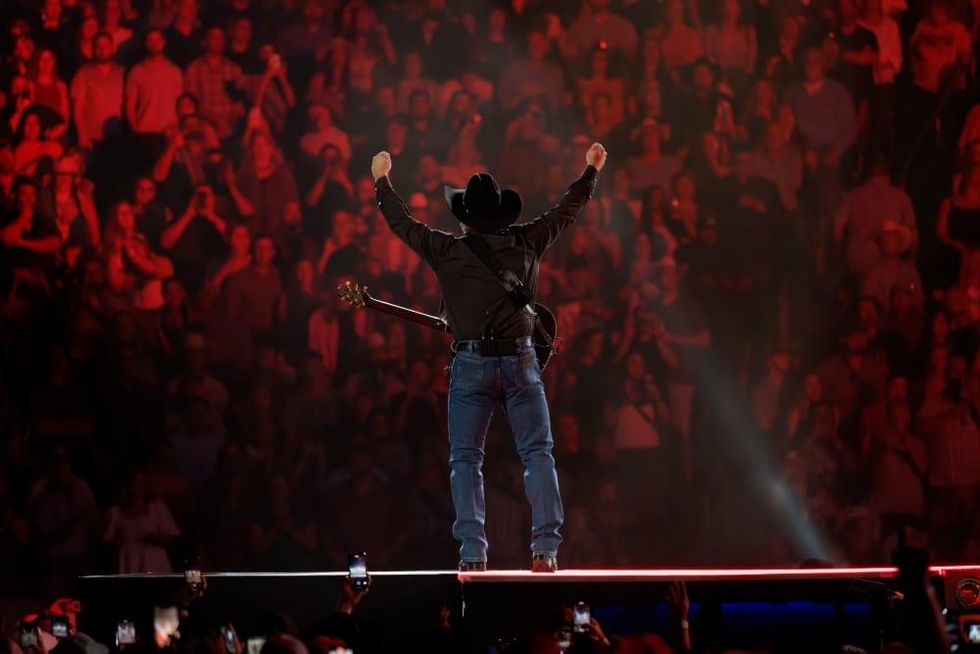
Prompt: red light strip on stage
<box><xmin>457</xmin><ymin>565</ymin><xmax>980</xmax><ymax>582</ymax></box>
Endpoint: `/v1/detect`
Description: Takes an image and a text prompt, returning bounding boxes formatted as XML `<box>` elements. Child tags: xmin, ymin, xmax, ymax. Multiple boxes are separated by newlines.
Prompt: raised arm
<box><xmin>371</xmin><ymin>151</ymin><xmax>452</xmax><ymax>267</ymax></box>
<box><xmin>519</xmin><ymin>142</ymin><xmax>607</xmax><ymax>254</ymax></box>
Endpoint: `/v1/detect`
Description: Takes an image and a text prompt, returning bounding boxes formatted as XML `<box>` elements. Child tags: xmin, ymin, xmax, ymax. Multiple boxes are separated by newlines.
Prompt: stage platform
<box><xmin>79</xmin><ymin>565</ymin><xmax>980</xmax><ymax>652</ymax></box>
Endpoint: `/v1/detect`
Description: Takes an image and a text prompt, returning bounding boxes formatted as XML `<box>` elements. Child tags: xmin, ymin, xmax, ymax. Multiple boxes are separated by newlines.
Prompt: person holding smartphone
<box><xmin>251</xmin><ymin>45</ymin><xmax>296</xmax><ymax>136</ymax></box>
<box><xmin>160</xmin><ymin>184</ymin><xmax>229</xmax><ymax>295</ymax></box>
<box><xmin>20</xmin><ymin>620</ymin><xmax>41</xmax><ymax>651</ymax></box>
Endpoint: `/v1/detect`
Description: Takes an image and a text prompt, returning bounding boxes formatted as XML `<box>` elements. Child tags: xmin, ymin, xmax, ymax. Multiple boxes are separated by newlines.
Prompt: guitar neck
<box><xmin>364</xmin><ymin>296</ymin><xmax>448</xmax><ymax>332</ymax></box>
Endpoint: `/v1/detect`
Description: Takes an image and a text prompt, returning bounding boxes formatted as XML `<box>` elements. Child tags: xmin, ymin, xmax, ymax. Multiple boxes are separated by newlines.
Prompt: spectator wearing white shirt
<box><xmin>126</xmin><ymin>30</ymin><xmax>184</xmax><ymax>135</ymax></box>
<box><xmin>71</xmin><ymin>32</ymin><xmax>125</xmax><ymax>149</ymax></box>
<box><xmin>103</xmin><ymin>471</ymin><xmax>181</xmax><ymax>574</ymax></box>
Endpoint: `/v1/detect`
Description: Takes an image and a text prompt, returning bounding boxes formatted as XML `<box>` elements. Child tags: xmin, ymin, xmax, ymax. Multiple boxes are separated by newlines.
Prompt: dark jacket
<box><xmin>374</xmin><ymin>166</ymin><xmax>598</xmax><ymax>340</ymax></box>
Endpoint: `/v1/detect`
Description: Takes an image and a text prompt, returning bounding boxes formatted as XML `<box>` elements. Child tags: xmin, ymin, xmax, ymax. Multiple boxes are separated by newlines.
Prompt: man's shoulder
<box><xmin>73</xmin><ymin>65</ymin><xmax>98</xmax><ymax>83</ymax></box>
<box><xmin>134</xmin><ymin>57</ymin><xmax>182</xmax><ymax>75</ymax></box>
<box><xmin>853</xmin><ymin>178</ymin><xmax>909</xmax><ymax>204</ymax></box>
<box><xmin>128</xmin><ymin>60</ymin><xmax>154</xmax><ymax>82</ymax></box>
<box><xmin>225</xmin><ymin>265</ymin><xmax>254</xmax><ymax>285</ymax></box>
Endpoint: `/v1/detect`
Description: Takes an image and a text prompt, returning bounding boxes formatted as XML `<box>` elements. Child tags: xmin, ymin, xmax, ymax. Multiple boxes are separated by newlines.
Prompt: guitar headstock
<box><xmin>336</xmin><ymin>280</ymin><xmax>370</xmax><ymax>308</ymax></box>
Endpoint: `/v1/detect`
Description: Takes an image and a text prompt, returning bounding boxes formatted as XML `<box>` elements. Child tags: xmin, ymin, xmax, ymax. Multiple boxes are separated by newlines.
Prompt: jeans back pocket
<box><xmin>513</xmin><ymin>351</ymin><xmax>541</xmax><ymax>389</ymax></box>
<box><xmin>451</xmin><ymin>353</ymin><xmax>487</xmax><ymax>391</ymax></box>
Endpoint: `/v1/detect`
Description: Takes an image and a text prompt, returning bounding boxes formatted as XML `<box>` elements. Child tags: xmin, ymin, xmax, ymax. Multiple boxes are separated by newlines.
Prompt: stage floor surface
<box><xmin>79</xmin><ymin>565</ymin><xmax>980</xmax><ymax>651</ymax></box>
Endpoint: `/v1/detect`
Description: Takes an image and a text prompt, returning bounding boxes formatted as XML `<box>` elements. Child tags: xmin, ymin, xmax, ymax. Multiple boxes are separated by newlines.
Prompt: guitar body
<box><xmin>337</xmin><ymin>281</ymin><xmax>561</xmax><ymax>370</ymax></box>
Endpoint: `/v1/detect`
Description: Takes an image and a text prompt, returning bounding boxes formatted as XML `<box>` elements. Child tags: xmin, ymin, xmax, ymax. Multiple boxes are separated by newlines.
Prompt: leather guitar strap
<box><xmin>460</xmin><ymin>233</ymin><xmax>539</xmax><ymax>341</ymax></box>
<box><xmin>460</xmin><ymin>233</ymin><xmax>536</xmax><ymax>316</ymax></box>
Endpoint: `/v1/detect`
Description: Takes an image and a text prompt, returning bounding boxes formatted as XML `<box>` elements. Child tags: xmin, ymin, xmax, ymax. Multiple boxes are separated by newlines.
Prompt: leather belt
<box><xmin>453</xmin><ymin>336</ymin><xmax>533</xmax><ymax>357</ymax></box>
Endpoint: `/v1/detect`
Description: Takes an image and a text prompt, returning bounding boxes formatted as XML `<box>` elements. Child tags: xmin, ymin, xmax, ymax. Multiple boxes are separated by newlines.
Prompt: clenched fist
<box><xmin>371</xmin><ymin>151</ymin><xmax>392</xmax><ymax>181</ymax></box>
<box><xmin>586</xmin><ymin>142</ymin><xmax>608</xmax><ymax>171</ymax></box>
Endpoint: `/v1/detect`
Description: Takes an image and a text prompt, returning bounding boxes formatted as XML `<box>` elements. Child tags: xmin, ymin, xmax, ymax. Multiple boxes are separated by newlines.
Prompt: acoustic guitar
<box><xmin>336</xmin><ymin>281</ymin><xmax>561</xmax><ymax>370</ymax></box>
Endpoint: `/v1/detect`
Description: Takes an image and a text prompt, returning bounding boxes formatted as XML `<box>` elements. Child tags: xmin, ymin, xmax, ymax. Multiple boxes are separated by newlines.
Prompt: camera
<box><xmin>221</xmin><ymin>625</ymin><xmax>237</xmax><ymax>654</ymax></box>
<box><xmin>51</xmin><ymin>616</ymin><xmax>69</xmax><ymax>638</ymax></box>
<box><xmin>20</xmin><ymin>622</ymin><xmax>38</xmax><ymax>649</ymax></box>
<box><xmin>573</xmin><ymin>601</ymin><xmax>590</xmax><ymax>635</ymax></box>
<box><xmin>348</xmin><ymin>552</ymin><xmax>369</xmax><ymax>591</ymax></box>
<box><xmin>116</xmin><ymin>620</ymin><xmax>137</xmax><ymax>648</ymax></box>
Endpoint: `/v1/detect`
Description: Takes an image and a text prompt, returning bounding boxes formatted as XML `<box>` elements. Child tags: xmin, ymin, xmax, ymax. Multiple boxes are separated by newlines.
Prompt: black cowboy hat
<box><xmin>443</xmin><ymin>173</ymin><xmax>522</xmax><ymax>233</ymax></box>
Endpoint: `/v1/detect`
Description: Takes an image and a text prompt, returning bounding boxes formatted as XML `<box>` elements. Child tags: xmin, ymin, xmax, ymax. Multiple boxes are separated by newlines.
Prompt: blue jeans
<box><xmin>448</xmin><ymin>343</ymin><xmax>564</xmax><ymax>563</ymax></box>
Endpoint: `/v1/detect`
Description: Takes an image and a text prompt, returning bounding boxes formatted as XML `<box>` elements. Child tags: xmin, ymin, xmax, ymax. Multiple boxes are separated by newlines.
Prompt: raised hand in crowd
<box><xmin>667</xmin><ymin>581</ymin><xmax>692</xmax><ymax>653</ymax></box>
<box><xmin>337</xmin><ymin>577</ymin><xmax>370</xmax><ymax>615</ymax></box>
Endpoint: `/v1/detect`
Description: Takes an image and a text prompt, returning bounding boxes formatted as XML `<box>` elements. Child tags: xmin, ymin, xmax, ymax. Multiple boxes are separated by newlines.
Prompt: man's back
<box><xmin>374</xmin><ymin>166</ymin><xmax>598</xmax><ymax>340</ymax></box>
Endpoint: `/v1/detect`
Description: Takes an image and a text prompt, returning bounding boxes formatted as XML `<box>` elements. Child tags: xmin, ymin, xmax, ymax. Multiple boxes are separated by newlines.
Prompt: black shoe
<box><xmin>459</xmin><ymin>560</ymin><xmax>487</xmax><ymax>571</ymax></box>
<box><xmin>531</xmin><ymin>554</ymin><xmax>558</xmax><ymax>573</ymax></box>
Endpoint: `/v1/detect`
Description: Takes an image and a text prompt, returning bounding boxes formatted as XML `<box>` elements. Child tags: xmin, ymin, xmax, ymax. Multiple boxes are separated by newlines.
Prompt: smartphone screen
<box><xmin>573</xmin><ymin>602</ymin><xmax>590</xmax><ymax>634</ymax></box>
<box><xmin>348</xmin><ymin>553</ymin><xmax>368</xmax><ymax>591</ymax></box>
<box><xmin>222</xmin><ymin>625</ymin><xmax>236</xmax><ymax>654</ymax></box>
<box><xmin>969</xmin><ymin>622</ymin><xmax>980</xmax><ymax>644</ymax></box>
<box><xmin>246</xmin><ymin>637</ymin><xmax>265</xmax><ymax>654</ymax></box>
<box><xmin>51</xmin><ymin>617</ymin><xmax>69</xmax><ymax>638</ymax></box>
<box><xmin>116</xmin><ymin>621</ymin><xmax>137</xmax><ymax>647</ymax></box>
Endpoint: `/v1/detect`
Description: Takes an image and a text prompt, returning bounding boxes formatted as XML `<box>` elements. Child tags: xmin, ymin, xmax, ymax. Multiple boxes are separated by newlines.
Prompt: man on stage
<box><xmin>371</xmin><ymin>143</ymin><xmax>607</xmax><ymax>572</ymax></box>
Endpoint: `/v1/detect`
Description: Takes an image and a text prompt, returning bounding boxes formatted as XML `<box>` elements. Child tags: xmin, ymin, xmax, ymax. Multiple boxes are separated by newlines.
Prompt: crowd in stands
<box><xmin>3</xmin><ymin>0</ymin><xmax>980</xmax><ymax>603</ymax></box>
